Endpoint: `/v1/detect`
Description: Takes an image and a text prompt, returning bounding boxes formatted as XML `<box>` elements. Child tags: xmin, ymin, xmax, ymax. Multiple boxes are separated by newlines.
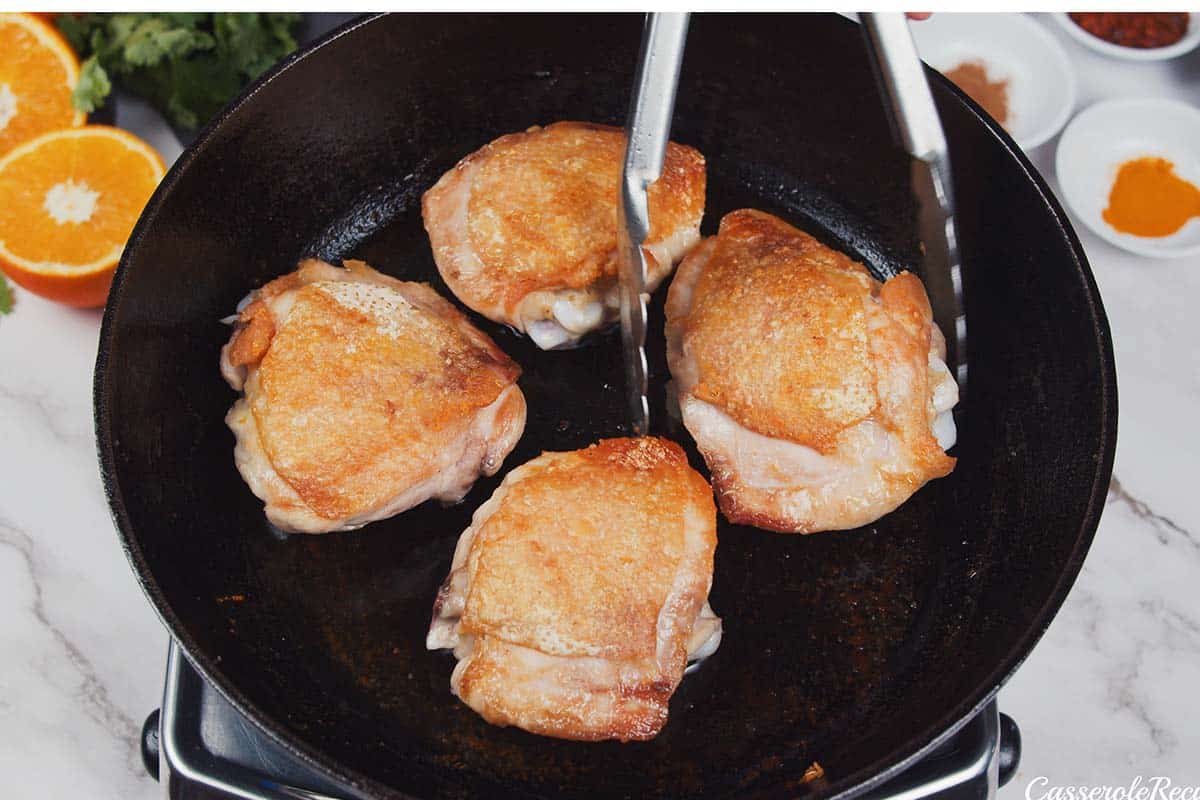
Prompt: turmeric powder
<box><xmin>1102</xmin><ymin>156</ymin><xmax>1200</xmax><ymax>238</ymax></box>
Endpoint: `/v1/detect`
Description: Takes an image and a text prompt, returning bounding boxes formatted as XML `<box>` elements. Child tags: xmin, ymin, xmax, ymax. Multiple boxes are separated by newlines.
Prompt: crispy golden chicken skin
<box><xmin>422</xmin><ymin>121</ymin><xmax>706</xmax><ymax>349</ymax></box>
<box><xmin>666</xmin><ymin>210</ymin><xmax>958</xmax><ymax>534</ymax></box>
<box><xmin>427</xmin><ymin>437</ymin><xmax>722</xmax><ymax>741</ymax></box>
<box><xmin>219</xmin><ymin>259</ymin><xmax>526</xmax><ymax>534</ymax></box>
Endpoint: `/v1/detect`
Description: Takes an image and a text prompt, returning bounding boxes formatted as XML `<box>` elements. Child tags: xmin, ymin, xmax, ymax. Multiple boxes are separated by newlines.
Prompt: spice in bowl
<box><xmin>1102</xmin><ymin>157</ymin><xmax>1200</xmax><ymax>238</ymax></box>
<box><xmin>944</xmin><ymin>61</ymin><xmax>1009</xmax><ymax>129</ymax></box>
<box><xmin>1068</xmin><ymin>13</ymin><xmax>1189</xmax><ymax>49</ymax></box>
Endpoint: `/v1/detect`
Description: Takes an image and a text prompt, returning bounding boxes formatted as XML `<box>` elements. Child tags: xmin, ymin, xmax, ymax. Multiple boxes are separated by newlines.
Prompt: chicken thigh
<box><xmin>427</xmin><ymin>436</ymin><xmax>722</xmax><ymax>741</ymax></box>
<box><xmin>220</xmin><ymin>259</ymin><xmax>526</xmax><ymax>534</ymax></box>
<box><xmin>422</xmin><ymin>121</ymin><xmax>706</xmax><ymax>349</ymax></box>
<box><xmin>665</xmin><ymin>210</ymin><xmax>958</xmax><ymax>534</ymax></box>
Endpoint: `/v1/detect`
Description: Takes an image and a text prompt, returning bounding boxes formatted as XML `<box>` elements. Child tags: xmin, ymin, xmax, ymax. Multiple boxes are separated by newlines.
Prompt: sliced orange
<box><xmin>0</xmin><ymin>12</ymin><xmax>85</xmax><ymax>156</ymax></box>
<box><xmin>0</xmin><ymin>126</ymin><xmax>165</xmax><ymax>308</ymax></box>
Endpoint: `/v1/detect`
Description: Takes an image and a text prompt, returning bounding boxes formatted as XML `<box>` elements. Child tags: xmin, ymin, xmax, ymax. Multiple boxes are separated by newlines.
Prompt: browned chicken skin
<box><xmin>666</xmin><ymin>210</ymin><xmax>958</xmax><ymax>534</ymax></box>
<box><xmin>427</xmin><ymin>437</ymin><xmax>722</xmax><ymax>741</ymax></box>
<box><xmin>422</xmin><ymin>121</ymin><xmax>706</xmax><ymax>349</ymax></box>
<box><xmin>220</xmin><ymin>259</ymin><xmax>526</xmax><ymax>533</ymax></box>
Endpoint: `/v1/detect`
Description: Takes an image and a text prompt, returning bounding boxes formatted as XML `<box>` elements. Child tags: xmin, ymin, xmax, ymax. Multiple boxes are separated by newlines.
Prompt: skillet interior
<box><xmin>95</xmin><ymin>13</ymin><xmax>1116</xmax><ymax>800</ymax></box>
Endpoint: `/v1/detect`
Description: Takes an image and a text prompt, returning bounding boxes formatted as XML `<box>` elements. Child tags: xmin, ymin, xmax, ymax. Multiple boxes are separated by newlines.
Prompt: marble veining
<box><xmin>0</xmin><ymin>517</ymin><xmax>143</xmax><ymax>769</ymax></box>
<box><xmin>2</xmin><ymin>13</ymin><xmax>1199</xmax><ymax>799</ymax></box>
<box><xmin>1109</xmin><ymin>477</ymin><xmax>1198</xmax><ymax>552</ymax></box>
<box><xmin>0</xmin><ymin>383</ymin><xmax>93</xmax><ymax>446</ymax></box>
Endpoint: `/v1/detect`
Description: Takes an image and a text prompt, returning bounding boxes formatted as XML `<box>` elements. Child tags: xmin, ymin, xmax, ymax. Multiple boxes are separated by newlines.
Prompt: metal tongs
<box><xmin>617</xmin><ymin>13</ymin><xmax>689</xmax><ymax>435</ymax></box>
<box><xmin>616</xmin><ymin>13</ymin><xmax>966</xmax><ymax>435</ymax></box>
<box><xmin>861</xmin><ymin>13</ymin><xmax>968</xmax><ymax>398</ymax></box>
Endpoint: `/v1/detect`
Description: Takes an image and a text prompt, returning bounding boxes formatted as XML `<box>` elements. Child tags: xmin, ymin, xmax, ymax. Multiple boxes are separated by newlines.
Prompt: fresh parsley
<box><xmin>0</xmin><ymin>274</ymin><xmax>12</xmax><ymax>316</ymax></box>
<box><xmin>57</xmin><ymin>13</ymin><xmax>302</xmax><ymax>131</ymax></box>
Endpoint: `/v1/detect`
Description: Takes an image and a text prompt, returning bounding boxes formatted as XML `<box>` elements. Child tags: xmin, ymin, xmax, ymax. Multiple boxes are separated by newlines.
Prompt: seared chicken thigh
<box><xmin>666</xmin><ymin>210</ymin><xmax>957</xmax><ymax>534</ymax></box>
<box><xmin>422</xmin><ymin>121</ymin><xmax>706</xmax><ymax>349</ymax></box>
<box><xmin>220</xmin><ymin>259</ymin><xmax>526</xmax><ymax>534</ymax></box>
<box><xmin>427</xmin><ymin>437</ymin><xmax>722</xmax><ymax>741</ymax></box>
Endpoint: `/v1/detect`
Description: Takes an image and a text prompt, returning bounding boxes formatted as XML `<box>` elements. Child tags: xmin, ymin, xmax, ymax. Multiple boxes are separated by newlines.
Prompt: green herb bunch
<box><xmin>57</xmin><ymin>13</ymin><xmax>302</xmax><ymax>131</ymax></box>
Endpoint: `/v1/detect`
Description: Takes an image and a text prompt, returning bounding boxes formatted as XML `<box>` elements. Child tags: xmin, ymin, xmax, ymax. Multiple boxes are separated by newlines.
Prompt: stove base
<box><xmin>141</xmin><ymin>643</ymin><xmax>1019</xmax><ymax>800</ymax></box>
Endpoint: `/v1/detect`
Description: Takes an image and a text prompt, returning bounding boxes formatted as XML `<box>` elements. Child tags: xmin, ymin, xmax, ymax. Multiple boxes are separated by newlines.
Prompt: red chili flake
<box><xmin>1068</xmin><ymin>13</ymin><xmax>1190</xmax><ymax>49</ymax></box>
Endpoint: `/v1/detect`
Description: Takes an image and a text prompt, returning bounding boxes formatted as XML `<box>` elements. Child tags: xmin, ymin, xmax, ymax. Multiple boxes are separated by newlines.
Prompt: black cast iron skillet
<box><xmin>95</xmin><ymin>13</ymin><xmax>1116</xmax><ymax>800</ymax></box>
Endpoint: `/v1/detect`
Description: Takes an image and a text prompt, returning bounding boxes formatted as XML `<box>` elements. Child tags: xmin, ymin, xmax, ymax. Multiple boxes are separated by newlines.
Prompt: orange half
<box><xmin>0</xmin><ymin>12</ymin><xmax>85</xmax><ymax>156</ymax></box>
<box><xmin>0</xmin><ymin>126</ymin><xmax>165</xmax><ymax>307</ymax></box>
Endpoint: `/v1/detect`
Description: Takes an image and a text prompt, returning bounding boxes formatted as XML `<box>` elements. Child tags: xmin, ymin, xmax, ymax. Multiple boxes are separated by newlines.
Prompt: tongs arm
<box><xmin>860</xmin><ymin>12</ymin><xmax>950</xmax><ymax>166</ymax></box>
<box><xmin>861</xmin><ymin>12</ymin><xmax>968</xmax><ymax>396</ymax></box>
<box><xmin>617</xmin><ymin>12</ymin><xmax>690</xmax><ymax>435</ymax></box>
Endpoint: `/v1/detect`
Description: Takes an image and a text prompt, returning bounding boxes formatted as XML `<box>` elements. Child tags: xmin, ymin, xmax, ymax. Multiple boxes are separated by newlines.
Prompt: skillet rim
<box><xmin>823</xmin><ymin>60</ymin><xmax>1118</xmax><ymax>796</ymax></box>
<box><xmin>93</xmin><ymin>12</ymin><xmax>1118</xmax><ymax>800</ymax></box>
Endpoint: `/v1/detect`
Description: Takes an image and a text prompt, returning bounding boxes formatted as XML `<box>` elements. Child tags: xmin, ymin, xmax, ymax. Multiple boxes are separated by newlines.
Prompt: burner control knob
<box><xmin>141</xmin><ymin>709</ymin><xmax>161</xmax><ymax>781</ymax></box>
<box><xmin>997</xmin><ymin>712</ymin><xmax>1021</xmax><ymax>787</ymax></box>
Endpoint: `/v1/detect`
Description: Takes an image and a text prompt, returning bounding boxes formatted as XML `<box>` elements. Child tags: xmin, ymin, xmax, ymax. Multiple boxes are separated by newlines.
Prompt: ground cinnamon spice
<box><xmin>944</xmin><ymin>61</ymin><xmax>1009</xmax><ymax>127</ymax></box>
<box><xmin>1068</xmin><ymin>13</ymin><xmax>1189</xmax><ymax>49</ymax></box>
<box><xmin>1102</xmin><ymin>157</ymin><xmax>1200</xmax><ymax>238</ymax></box>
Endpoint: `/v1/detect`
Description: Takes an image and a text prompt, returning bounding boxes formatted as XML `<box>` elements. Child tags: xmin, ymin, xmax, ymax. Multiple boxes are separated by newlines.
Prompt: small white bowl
<box><xmin>1056</xmin><ymin>97</ymin><xmax>1200</xmax><ymax>259</ymax></box>
<box><xmin>911</xmin><ymin>13</ymin><xmax>1077</xmax><ymax>150</ymax></box>
<box><xmin>1052</xmin><ymin>13</ymin><xmax>1200</xmax><ymax>61</ymax></box>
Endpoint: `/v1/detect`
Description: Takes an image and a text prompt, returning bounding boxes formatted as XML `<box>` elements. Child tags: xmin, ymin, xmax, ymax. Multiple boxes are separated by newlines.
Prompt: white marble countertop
<box><xmin>1</xmin><ymin>13</ymin><xmax>1197</xmax><ymax>799</ymax></box>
